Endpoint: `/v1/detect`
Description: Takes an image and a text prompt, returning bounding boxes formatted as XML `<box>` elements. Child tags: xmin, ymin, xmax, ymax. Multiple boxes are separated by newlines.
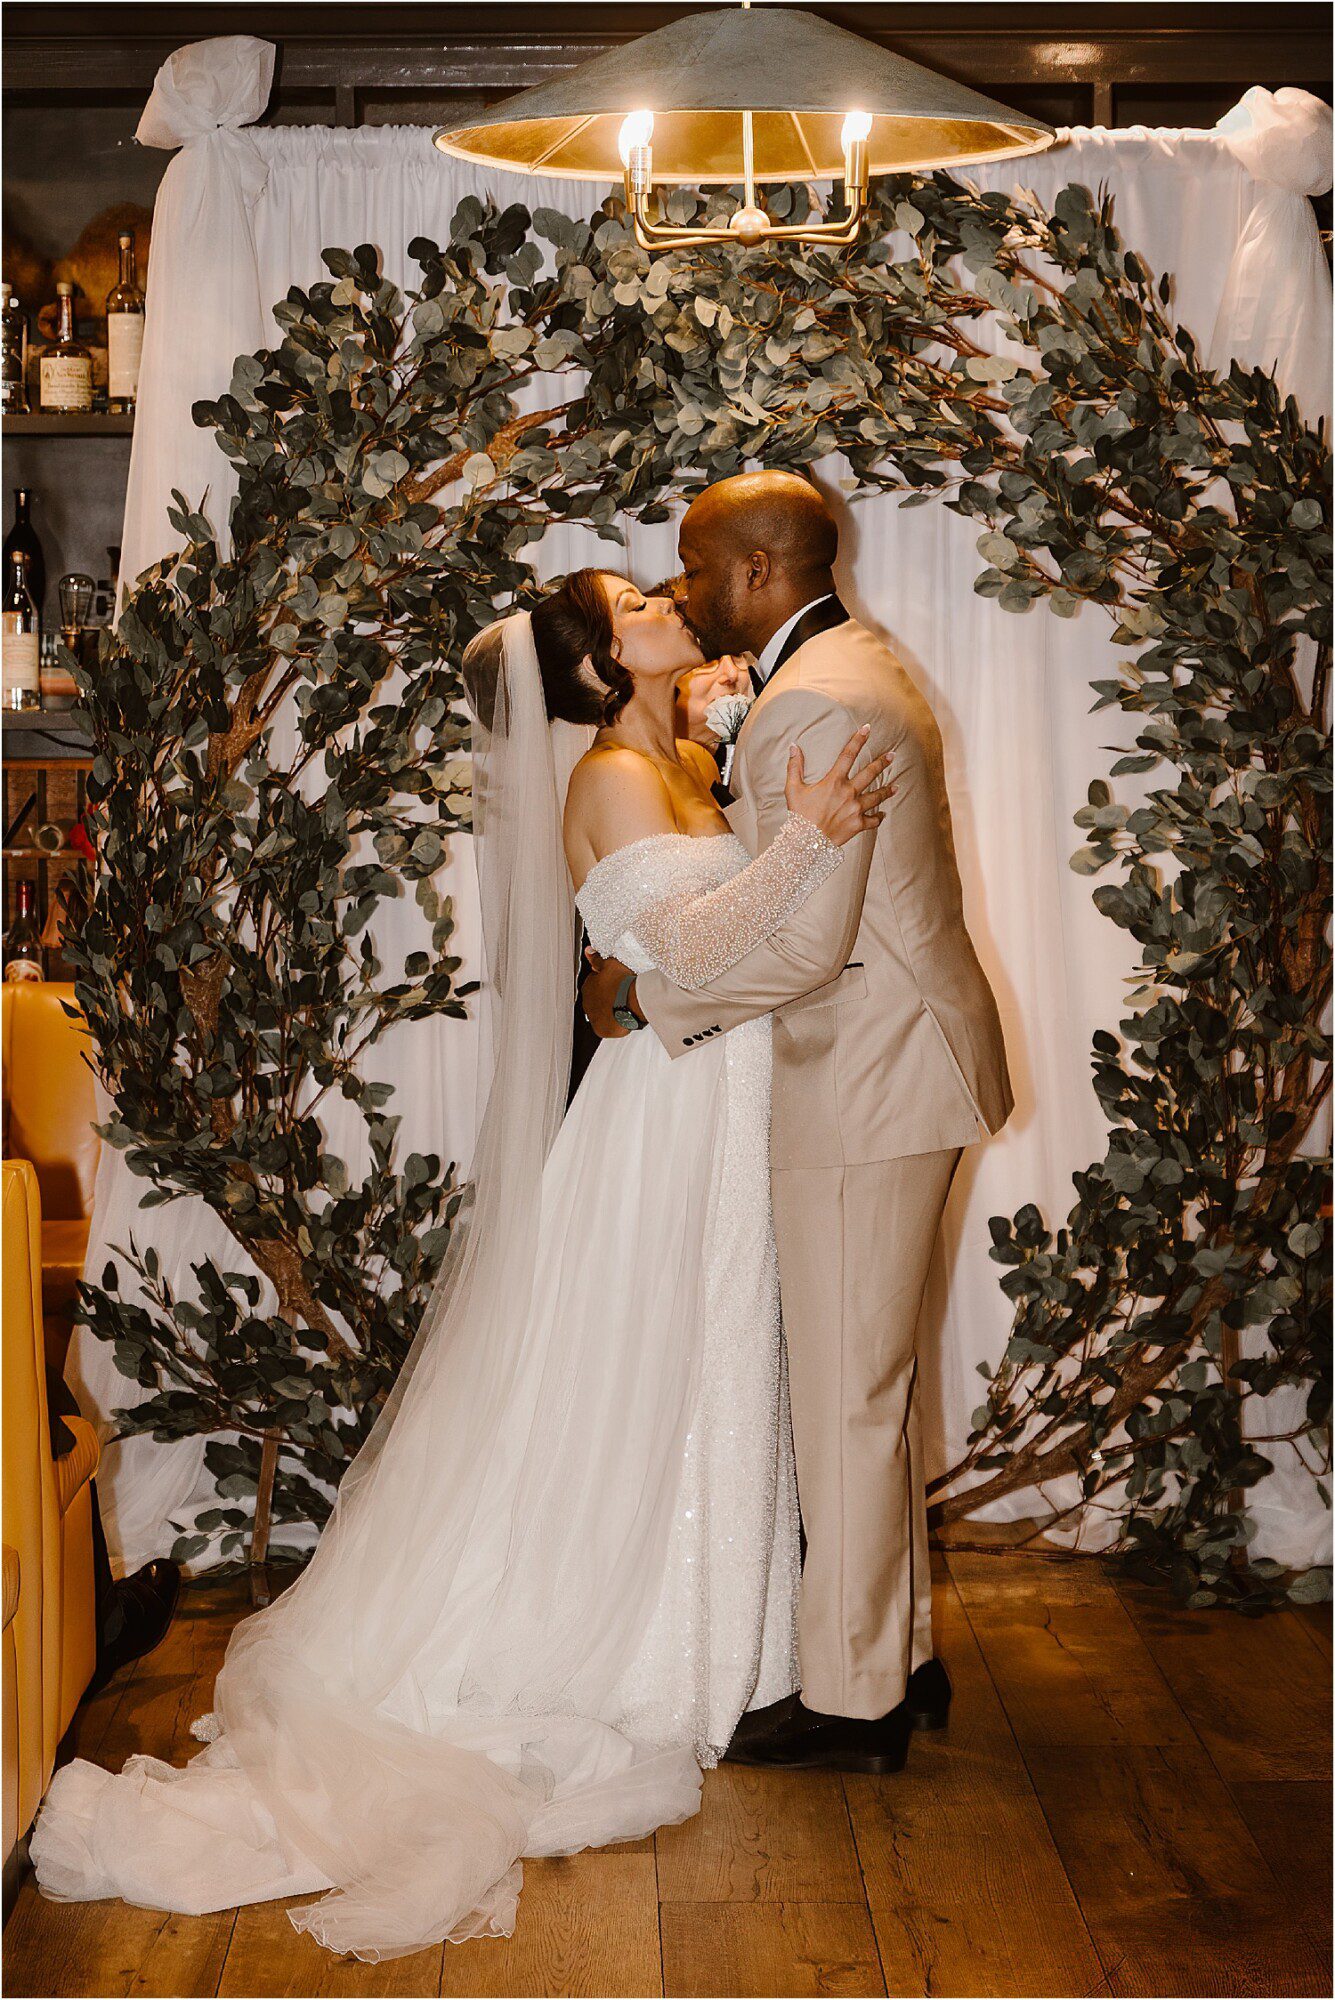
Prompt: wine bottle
<box><xmin>1</xmin><ymin>283</ymin><xmax>28</xmax><ymax>413</ymax></box>
<box><xmin>106</xmin><ymin>229</ymin><xmax>145</xmax><ymax>413</ymax></box>
<box><xmin>3</xmin><ymin>548</ymin><xmax>41</xmax><ymax>709</ymax></box>
<box><xmin>4</xmin><ymin>879</ymin><xmax>45</xmax><ymax>982</ymax></box>
<box><xmin>39</xmin><ymin>281</ymin><xmax>93</xmax><ymax>414</ymax></box>
<box><xmin>3</xmin><ymin>490</ymin><xmax>45</xmax><ymax>617</ymax></box>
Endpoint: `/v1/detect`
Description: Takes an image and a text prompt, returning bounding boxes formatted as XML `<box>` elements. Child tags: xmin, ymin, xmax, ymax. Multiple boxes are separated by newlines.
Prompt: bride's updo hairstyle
<box><xmin>530</xmin><ymin>569</ymin><xmax>634</xmax><ymax>728</ymax></box>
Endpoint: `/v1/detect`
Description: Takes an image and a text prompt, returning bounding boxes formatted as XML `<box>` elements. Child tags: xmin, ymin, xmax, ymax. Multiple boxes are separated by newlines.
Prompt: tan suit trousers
<box><xmin>771</xmin><ymin>1146</ymin><xmax>962</xmax><ymax>1720</ymax></box>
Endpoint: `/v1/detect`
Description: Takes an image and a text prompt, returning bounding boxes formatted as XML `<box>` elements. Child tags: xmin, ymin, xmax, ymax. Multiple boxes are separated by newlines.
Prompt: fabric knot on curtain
<box><xmin>1211</xmin><ymin>87</ymin><xmax>1332</xmax><ymax>419</ymax></box>
<box><xmin>135</xmin><ymin>33</ymin><xmax>276</xmax><ymax>150</ymax></box>
<box><xmin>1217</xmin><ymin>84</ymin><xmax>1333</xmax><ymax>197</ymax></box>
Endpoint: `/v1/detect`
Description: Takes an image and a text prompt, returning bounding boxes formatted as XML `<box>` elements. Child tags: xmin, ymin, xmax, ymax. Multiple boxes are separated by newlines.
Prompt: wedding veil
<box><xmin>336</xmin><ymin>608</ymin><xmax>594</xmax><ymax>1491</ymax></box>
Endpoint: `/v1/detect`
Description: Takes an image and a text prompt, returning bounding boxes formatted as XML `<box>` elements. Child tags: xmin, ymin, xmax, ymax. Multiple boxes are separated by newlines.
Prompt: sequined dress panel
<box><xmin>575</xmin><ymin>830</ymin><xmax>806</xmax><ymax>1757</ymax></box>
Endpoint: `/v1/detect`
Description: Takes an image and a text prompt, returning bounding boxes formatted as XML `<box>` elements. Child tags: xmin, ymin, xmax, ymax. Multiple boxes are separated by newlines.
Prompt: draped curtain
<box><xmin>71</xmin><ymin>36</ymin><xmax>1333</xmax><ymax>1576</ymax></box>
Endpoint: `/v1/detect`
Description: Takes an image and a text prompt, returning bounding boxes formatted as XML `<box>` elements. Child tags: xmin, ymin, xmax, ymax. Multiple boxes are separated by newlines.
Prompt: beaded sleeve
<box><xmin>629</xmin><ymin>814</ymin><xmax>842</xmax><ymax>990</ymax></box>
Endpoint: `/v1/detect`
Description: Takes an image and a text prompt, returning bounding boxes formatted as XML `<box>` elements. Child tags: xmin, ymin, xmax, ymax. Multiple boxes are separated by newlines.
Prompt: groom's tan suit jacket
<box><xmin>636</xmin><ymin>609</ymin><xmax>1014</xmax><ymax>1721</ymax></box>
<box><xmin>637</xmin><ymin>613</ymin><xmax>1013</xmax><ymax>1168</ymax></box>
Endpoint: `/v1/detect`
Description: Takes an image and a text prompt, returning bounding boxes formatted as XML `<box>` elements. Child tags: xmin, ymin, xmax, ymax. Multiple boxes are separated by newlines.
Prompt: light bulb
<box><xmin>841</xmin><ymin>111</ymin><xmax>873</xmax><ymax>148</ymax></box>
<box><xmin>618</xmin><ymin>109</ymin><xmax>655</xmax><ymax>165</ymax></box>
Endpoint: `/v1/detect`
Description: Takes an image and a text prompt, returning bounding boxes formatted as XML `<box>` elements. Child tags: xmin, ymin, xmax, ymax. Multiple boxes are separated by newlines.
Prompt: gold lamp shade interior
<box><xmin>433</xmin><ymin>7</ymin><xmax>1056</xmax><ymax>181</ymax></box>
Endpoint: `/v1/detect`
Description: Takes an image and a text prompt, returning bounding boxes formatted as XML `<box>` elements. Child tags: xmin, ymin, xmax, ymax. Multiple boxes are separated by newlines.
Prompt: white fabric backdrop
<box><xmin>70</xmin><ymin>36</ymin><xmax>1333</xmax><ymax>1576</ymax></box>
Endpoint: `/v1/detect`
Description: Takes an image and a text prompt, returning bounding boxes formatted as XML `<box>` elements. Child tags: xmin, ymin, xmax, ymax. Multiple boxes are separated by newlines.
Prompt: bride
<box><xmin>29</xmin><ymin>569</ymin><xmax>891</xmax><ymax>1963</ymax></box>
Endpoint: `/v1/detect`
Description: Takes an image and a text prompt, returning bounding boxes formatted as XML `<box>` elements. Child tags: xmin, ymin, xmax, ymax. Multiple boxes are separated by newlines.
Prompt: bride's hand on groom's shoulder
<box><xmin>787</xmin><ymin>726</ymin><xmax>896</xmax><ymax>847</ymax></box>
<box><xmin>678</xmin><ymin>656</ymin><xmax>754</xmax><ymax>746</ymax></box>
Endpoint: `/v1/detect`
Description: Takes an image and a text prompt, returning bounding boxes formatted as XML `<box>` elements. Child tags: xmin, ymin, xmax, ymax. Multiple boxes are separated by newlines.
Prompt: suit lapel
<box><xmin>772</xmin><ymin>593</ymin><xmax>851</xmax><ymax>675</ymax></box>
<box><xmin>729</xmin><ymin>601</ymin><xmax>854</xmax><ymax>847</ymax></box>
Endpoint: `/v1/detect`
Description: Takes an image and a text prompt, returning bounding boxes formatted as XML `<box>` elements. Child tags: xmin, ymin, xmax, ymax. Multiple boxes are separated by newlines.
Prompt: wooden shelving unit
<box><xmin>3</xmin><ymin>711</ymin><xmax>93</xmax><ymax>977</ymax></box>
<box><xmin>4</xmin><ymin>411</ymin><xmax>134</xmax><ymax>437</ymax></box>
<box><xmin>2</xmin><ymin>707</ymin><xmax>93</xmax><ymax>756</ymax></box>
<box><xmin>2</xmin><ymin>413</ymin><xmax>125</xmax><ymax>969</ymax></box>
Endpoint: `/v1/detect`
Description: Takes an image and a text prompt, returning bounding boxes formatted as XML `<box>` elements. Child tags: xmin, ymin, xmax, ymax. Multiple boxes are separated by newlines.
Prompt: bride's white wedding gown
<box><xmin>30</xmin><ymin>821</ymin><xmax>841</xmax><ymax>1961</ymax></box>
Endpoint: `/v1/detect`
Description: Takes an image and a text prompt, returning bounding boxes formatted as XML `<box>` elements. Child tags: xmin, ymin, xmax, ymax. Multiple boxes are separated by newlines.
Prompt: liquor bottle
<box><xmin>4</xmin><ymin>880</ymin><xmax>45</xmax><ymax>982</ymax></box>
<box><xmin>1</xmin><ymin>283</ymin><xmax>28</xmax><ymax>412</ymax></box>
<box><xmin>105</xmin><ymin>230</ymin><xmax>145</xmax><ymax>413</ymax></box>
<box><xmin>39</xmin><ymin>281</ymin><xmax>93</xmax><ymax>413</ymax></box>
<box><xmin>3</xmin><ymin>547</ymin><xmax>41</xmax><ymax>709</ymax></box>
<box><xmin>3</xmin><ymin>490</ymin><xmax>45</xmax><ymax>616</ymax></box>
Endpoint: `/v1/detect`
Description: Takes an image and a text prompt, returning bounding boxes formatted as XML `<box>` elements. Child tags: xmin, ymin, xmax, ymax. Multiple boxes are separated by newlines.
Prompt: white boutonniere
<box><xmin>703</xmin><ymin>688</ymin><xmax>755</xmax><ymax>788</ymax></box>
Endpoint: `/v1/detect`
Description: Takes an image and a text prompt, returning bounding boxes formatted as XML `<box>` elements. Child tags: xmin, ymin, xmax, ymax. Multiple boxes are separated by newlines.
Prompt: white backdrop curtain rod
<box><xmin>72</xmin><ymin>33</ymin><xmax>1333</xmax><ymax>1579</ymax></box>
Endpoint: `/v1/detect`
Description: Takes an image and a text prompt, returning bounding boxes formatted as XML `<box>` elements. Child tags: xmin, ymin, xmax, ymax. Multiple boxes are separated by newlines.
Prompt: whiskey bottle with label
<box><xmin>4</xmin><ymin>880</ymin><xmax>45</xmax><ymax>982</ymax></box>
<box><xmin>3</xmin><ymin>547</ymin><xmax>41</xmax><ymax>709</ymax></box>
<box><xmin>39</xmin><ymin>281</ymin><xmax>93</xmax><ymax>414</ymax></box>
<box><xmin>106</xmin><ymin>230</ymin><xmax>145</xmax><ymax>413</ymax></box>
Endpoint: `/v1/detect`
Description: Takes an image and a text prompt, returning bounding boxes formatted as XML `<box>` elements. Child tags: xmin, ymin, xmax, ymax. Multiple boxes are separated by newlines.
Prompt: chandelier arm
<box><xmin>627</xmin><ymin>185</ymin><xmax>869</xmax><ymax>253</ymax></box>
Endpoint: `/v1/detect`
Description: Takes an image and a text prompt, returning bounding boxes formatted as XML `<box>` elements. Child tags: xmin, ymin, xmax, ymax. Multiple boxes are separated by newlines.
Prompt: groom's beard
<box><xmin>686</xmin><ymin>597</ymin><xmax>749</xmax><ymax>662</ymax></box>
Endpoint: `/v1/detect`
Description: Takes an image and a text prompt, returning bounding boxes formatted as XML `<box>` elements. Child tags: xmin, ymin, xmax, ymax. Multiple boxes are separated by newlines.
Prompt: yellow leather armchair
<box><xmin>3</xmin><ymin>1159</ymin><xmax>100</xmax><ymax>1859</ymax></box>
<box><xmin>1</xmin><ymin>982</ymin><xmax>101</xmax><ymax>1372</ymax></box>
<box><xmin>4</xmin><ymin>1542</ymin><xmax>19</xmax><ymax>1865</ymax></box>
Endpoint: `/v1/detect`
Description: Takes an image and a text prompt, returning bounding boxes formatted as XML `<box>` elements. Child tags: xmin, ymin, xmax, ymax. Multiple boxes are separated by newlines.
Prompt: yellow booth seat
<box><xmin>2</xmin><ymin>1159</ymin><xmax>100</xmax><ymax>1858</ymax></box>
<box><xmin>4</xmin><ymin>1542</ymin><xmax>19</xmax><ymax>1865</ymax></box>
<box><xmin>1</xmin><ymin>982</ymin><xmax>101</xmax><ymax>1372</ymax></box>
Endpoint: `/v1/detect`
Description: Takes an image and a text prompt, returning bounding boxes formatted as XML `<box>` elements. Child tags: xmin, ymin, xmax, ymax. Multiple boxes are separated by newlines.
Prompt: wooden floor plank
<box><xmin>88</xmin><ymin>1576</ymin><xmax>248</xmax><ymax>1769</ymax></box>
<box><xmin>8</xmin><ymin>1559</ymin><xmax>1330</xmax><ymax>1999</ymax></box>
<box><xmin>1</xmin><ymin>1891</ymin><xmax>234</xmax><ymax>2000</ymax></box>
<box><xmin>1115</xmin><ymin>1579</ymin><xmax>1332</xmax><ymax>1784</ymax></box>
<box><xmin>1026</xmin><ymin>1742</ymin><xmax>1330</xmax><ymax>1997</ymax></box>
<box><xmin>660</xmin><ymin>1901</ymin><xmax>884</xmax><ymax>1998</ymax></box>
<box><xmin>439</xmin><ymin>1852</ymin><xmax>662</xmax><ymax>1997</ymax></box>
<box><xmin>853</xmin><ymin>1561</ymin><xmax>1102</xmax><ymax>1998</ymax></box>
<box><xmin>1292</xmin><ymin>1599</ymin><xmax>1333</xmax><ymax>1663</ymax></box>
<box><xmin>655</xmin><ymin>1762</ymin><xmax>863</xmax><ymax>1904</ymax></box>
<box><xmin>948</xmin><ymin>1552</ymin><xmax>1196</xmax><ymax>1751</ymax></box>
<box><xmin>4</xmin><ymin>1579</ymin><xmax>248</xmax><ymax>1999</ymax></box>
<box><xmin>1229</xmin><ymin>1780</ymin><xmax>1332</xmax><ymax>1949</ymax></box>
<box><xmin>218</xmin><ymin>1897</ymin><xmax>442</xmax><ymax>1997</ymax></box>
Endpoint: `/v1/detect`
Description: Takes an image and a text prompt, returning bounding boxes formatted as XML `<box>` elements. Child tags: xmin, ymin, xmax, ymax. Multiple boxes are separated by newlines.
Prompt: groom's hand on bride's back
<box><xmin>582</xmin><ymin>949</ymin><xmax>639</xmax><ymax>1038</ymax></box>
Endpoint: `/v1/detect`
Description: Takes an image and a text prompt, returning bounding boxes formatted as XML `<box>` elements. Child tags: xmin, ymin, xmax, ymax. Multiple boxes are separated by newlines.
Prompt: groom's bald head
<box><xmin>678</xmin><ymin>471</ymin><xmax>839</xmax><ymax>658</ymax></box>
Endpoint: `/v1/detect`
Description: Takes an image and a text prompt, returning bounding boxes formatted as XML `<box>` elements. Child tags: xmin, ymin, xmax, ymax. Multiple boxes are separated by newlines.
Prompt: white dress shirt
<box><xmin>752</xmin><ymin>592</ymin><xmax>836</xmax><ymax>687</ymax></box>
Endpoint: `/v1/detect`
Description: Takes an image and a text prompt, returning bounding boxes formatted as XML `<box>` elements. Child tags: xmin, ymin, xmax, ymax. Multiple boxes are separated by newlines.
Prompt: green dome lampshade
<box><xmin>432</xmin><ymin>6</ymin><xmax>1056</xmax><ymax>184</ymax></box>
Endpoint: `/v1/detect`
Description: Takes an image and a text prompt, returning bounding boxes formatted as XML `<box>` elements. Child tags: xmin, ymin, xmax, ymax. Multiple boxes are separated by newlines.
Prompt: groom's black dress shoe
<box><xmin>903</xmin><ymin>1656</ymin><xmax>952</xmax><ymax>1731</ymax></box>
<box><xmin>725</xmin><ymin>1658</ymin><xmax>951</xmax><ymax>1772</ymax></box>
<box><xmin>725</xmin><ymin>1698</ymin><xmax>912</xmax><ymax>1774</ymax></box>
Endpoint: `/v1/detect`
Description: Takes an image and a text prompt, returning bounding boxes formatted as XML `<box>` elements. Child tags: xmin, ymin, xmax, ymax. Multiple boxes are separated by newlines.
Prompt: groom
<box><xmin>584</xmin><ymin>470</ymin><xmax>1013</xmax><ymax>1771</ymax></box>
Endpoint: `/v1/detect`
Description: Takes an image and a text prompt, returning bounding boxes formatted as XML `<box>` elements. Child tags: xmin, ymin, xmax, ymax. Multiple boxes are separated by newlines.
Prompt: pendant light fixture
<box><xmin>433</xmin><ymin>4</ymin><xmax>1055</xmax><ymax>252</ymax></box>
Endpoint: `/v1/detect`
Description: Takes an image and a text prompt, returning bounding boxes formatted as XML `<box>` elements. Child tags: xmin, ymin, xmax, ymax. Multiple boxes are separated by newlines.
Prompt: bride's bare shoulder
<box><xmin>566</xmin><ymin>743</ymin><xmax>668</xmax><ymax>818</ymax></box>
<box><xmin>564</xmin><ymin>745</ymin><xmax>676</xmax><ymax>883</ymax></box>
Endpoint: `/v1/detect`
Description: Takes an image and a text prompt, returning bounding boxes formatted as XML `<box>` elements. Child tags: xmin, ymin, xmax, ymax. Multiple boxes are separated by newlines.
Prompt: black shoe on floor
<box><xmin>86</xmin><ymin>1557</ymin><xmax>181</xmax><ymax>1699</ymax></box>
<box><xmin>724</xmin><ymin>1699</ymin><xmax>913</xmax><ymax>1775</ymax></box>
<box><xmin>726</xmin><ymin>1691</ymin><xmax>803</xmax><ymax>1754</ymax></box>
<box><xmin>903</xmin><ymin>1656</ymin><xmax>952</xmax><ymax>1732</ymax></box>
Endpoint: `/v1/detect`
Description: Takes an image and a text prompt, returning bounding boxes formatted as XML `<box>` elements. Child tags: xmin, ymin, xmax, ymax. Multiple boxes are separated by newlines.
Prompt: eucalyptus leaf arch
<box><xmin>69</xmin><ymin>172</ymin><xmax>1330</xmax><ymax>1608</ymax></box>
